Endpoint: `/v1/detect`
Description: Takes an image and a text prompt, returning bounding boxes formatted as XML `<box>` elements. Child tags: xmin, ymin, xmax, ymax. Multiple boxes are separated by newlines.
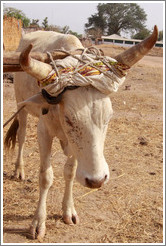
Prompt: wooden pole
<box><xmin>3</xmin><ymin>50</ymin><xmax>73</xmax><ymax>73</ymax></box>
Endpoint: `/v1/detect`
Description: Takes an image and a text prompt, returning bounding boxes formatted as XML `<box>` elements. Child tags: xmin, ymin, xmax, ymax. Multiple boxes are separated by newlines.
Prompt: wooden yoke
<box><xmin>3</xmin><ymin>49</ymin><xmax>81</xmax><ymax>73</ymax></box>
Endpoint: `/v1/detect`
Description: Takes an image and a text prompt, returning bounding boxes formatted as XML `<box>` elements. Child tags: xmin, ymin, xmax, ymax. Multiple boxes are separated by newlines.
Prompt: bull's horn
<box><xmin>19</xmin><ymin>44</ymin><xmax>53</xmax><ymax>80</ymax></box>
<box><xmin>115</xmin><ymin>25</ymin><xmax>158</xmax><ymax>67</ymax></box>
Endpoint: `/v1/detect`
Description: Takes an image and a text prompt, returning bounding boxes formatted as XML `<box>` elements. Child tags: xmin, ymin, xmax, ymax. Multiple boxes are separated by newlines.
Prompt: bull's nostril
<box><xmin>85</xmin><ymin>177</ymin><xmax>92</xmax><ymax>188</ymax></box>
<box><xmin>85</xmin><ymin>176</ymin><xmax>106</xmax><ymax>189</ymax></box>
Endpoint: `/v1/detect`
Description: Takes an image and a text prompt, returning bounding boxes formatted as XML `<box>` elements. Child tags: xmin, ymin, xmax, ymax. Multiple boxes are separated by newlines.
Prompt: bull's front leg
<box><xmin>62</xmin><ymin>155</ymin><xmax>79</xmax><ymax>224</ymax></box>
<box><xmin>30</xmin><ymin>119</ymin><xmax>53</xmax><ymax>240</ymax></box>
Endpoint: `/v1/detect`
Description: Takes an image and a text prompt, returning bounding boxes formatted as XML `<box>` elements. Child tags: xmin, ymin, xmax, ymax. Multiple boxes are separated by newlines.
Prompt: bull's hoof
<box><xmin>15</xmin><ymin>167</ymin><xmax>25</xmax><ymax>180</ymax></box>
<box><xmin>29</xmin><ymin>222</ymin><xmax>46</xmax><ymax>240</ymax></box>
<box><xmin>63</xmin><ymin>214</ymin><xmax>79</xmax><ymax>225</ymax></box>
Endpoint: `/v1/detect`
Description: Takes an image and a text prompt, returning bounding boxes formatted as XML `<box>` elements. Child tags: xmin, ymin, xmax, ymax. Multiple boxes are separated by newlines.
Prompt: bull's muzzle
<box><xmin>85</xmin><ymin>175</ymin><xmax>108</xmax><ymax>189</ymax></box>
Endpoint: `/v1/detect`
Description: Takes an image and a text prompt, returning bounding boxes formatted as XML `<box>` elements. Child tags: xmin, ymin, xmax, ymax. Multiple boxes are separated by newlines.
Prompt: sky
<box><xmin>2</xmin><ymin>1</ymin><xmax>164</xmax><ymax>36</ymax></box>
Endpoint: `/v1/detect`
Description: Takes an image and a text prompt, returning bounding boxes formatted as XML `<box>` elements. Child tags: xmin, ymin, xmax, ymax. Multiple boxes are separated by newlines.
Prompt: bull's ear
<box><xmin>18</xmin><ymin>93</ymin><xmax>49</xmax><ymax>108</ymax></box>
<box><xmin>115</xmin><ymin>25</ymin><xmax>158</xmax><ymax>67</ymax></box>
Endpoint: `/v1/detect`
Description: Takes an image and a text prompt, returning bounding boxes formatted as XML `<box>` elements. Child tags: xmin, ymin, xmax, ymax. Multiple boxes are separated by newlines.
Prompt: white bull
<box><xmin>4</xmin><ymin>27</ymin><xmax>158</xmax><ymax>239</ymax></box>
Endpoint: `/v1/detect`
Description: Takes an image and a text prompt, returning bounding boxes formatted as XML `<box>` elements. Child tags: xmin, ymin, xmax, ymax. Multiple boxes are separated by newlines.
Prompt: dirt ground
<box><xmin>3</xmin><ymin>44</ymin><xmax>163</xmax><ymax>244</ymax></box>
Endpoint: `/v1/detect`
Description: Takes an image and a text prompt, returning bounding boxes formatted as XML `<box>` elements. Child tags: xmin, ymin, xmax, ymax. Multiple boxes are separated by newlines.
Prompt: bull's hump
<box><xmin>17</xmin><ymin>31</ymin><xmax>83</xmax><ymax>52</ymax></box>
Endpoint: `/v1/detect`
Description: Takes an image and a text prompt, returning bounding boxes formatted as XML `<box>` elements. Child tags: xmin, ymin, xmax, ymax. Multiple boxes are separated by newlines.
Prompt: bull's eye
<box><xmin>65</xmin><ymin>116</ymin><xmax>73</xmax><ymax>128</ymax></box>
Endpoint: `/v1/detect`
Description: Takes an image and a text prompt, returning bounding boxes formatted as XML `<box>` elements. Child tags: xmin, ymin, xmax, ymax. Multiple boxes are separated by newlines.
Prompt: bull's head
<box><xmin>19</xmin><ymin>26</ymin><xmax>158</xmax><ymax>188</ymax></box>
<box><xmin>58</xmin><ymin>86</ymin><xmax>113</xmax><ymax>188</ymax></box>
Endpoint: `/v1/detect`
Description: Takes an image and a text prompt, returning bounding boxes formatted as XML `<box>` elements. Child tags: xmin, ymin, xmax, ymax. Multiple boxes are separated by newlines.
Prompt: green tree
<box><xmin>62</xmin><ymin>25</ymin><xmax>70</xmax><ymax>34</ymax></box>
<box><xmin>30</xmin><ymin>19</ymin><xmax>39</xmax><ymax>27</ymax></box>
<box><xmin>85</xmin><ymin>11</ymin><xmax>106</xmax><ymax>36</ymax></box>
<box><xmin>42</xmin><ymin>17</ymin><xmax>48</xmax><ymax>29</ymax></box>
<box><xmin>85</xmin><ymin>3</ymin><xmax>147</xmax><ymax>36</ymax></box>
<box><xmin>3</xmin><ymin>7</ymin><xmax>30</xmax><ymax>27</ymax></box>
<box><xmin>132</xmin><ymin>27</ymin><xmax>151</xmax><ymax>40</ymax></box>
